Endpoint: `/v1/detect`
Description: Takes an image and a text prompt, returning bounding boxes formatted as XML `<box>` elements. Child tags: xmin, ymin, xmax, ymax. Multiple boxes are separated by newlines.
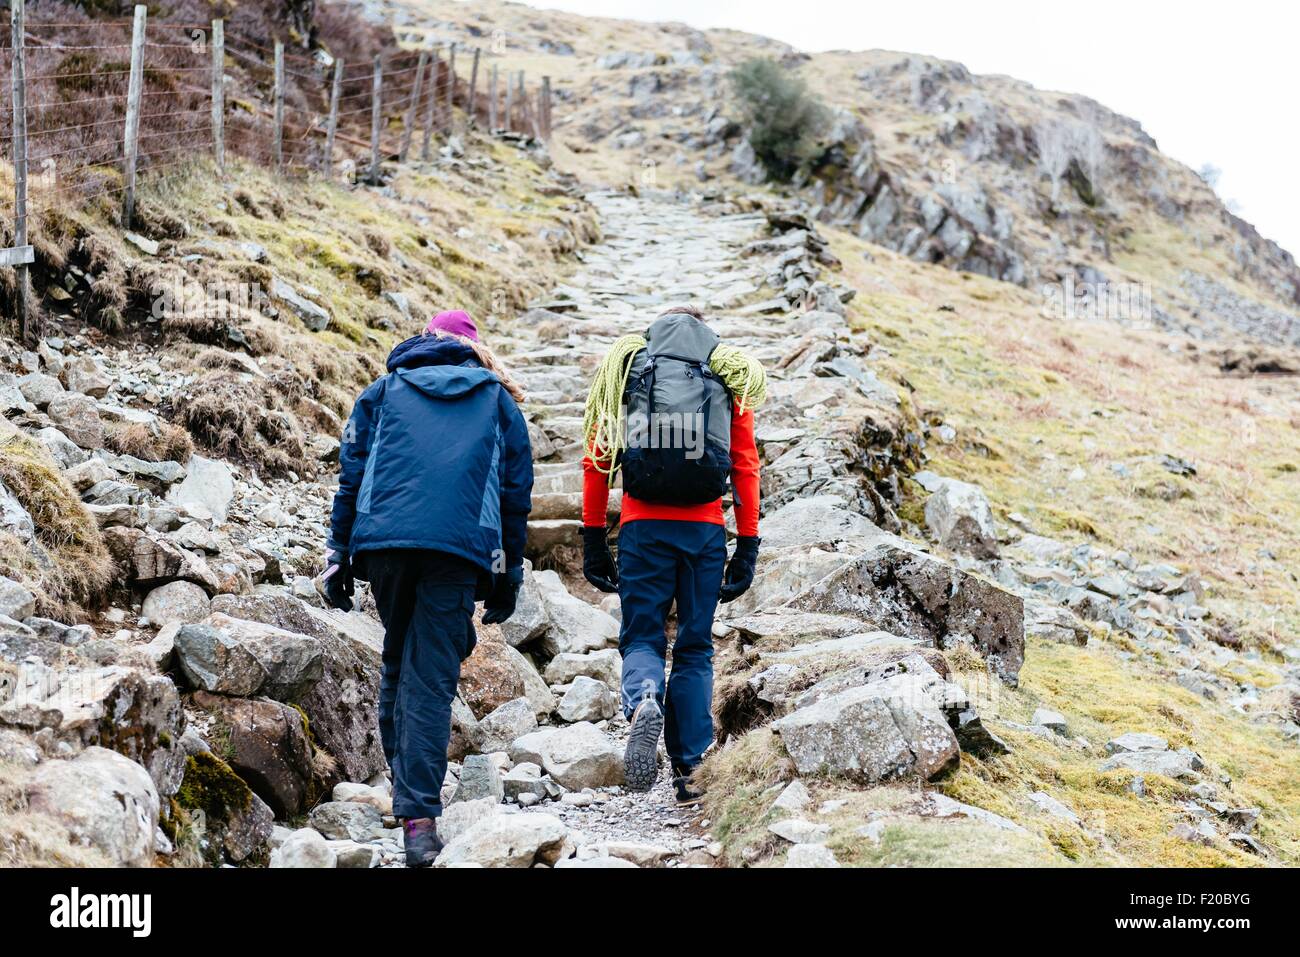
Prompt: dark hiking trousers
<box><xmin>616</xmin><ymin>519</ymin><xmax>728</xmax><ymax>774</ymax></box>
<box><xmin>359</xmin><ymin>549</ymin><xmax>479</xmax><ymax>820</ymax></box>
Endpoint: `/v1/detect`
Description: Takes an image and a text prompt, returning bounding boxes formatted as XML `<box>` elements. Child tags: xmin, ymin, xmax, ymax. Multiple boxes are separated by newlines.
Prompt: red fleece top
<box><xmin>582</xmin><ymin>404</ymin><xmax>761</xmax><ymax>537</ymax></box>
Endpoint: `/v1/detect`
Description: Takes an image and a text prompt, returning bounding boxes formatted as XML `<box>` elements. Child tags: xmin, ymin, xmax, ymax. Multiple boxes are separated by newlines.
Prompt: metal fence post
<box><xmin>324</xmin><ymin>58</ymin><xmax>343</xmax><ymax>178</ymax></box>
<box><xmin>120</xmin><ymin>4</ymin><xmax>148</xmax><ymax>229</ymax></box>
<box><xmin>211</xmin><ymin>19</ymin><xmax>224</xmax><ymax>174</ymax></box>
<box><xmin>369</xmin><ymin>55</ymin><xmax>383</xmax><ymax>184</ymax></box>
<box><xmin>489</xmin><ymin>63</ymin><xmax>498</xmax><ymax>132</ymax></box>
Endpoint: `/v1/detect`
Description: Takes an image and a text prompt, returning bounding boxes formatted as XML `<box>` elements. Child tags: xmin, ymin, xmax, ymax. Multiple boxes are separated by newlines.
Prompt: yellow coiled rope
<box><xmin>582</xmin><ymin>335</ymin><xmax>768</xmax><ymax>482</ymax></box>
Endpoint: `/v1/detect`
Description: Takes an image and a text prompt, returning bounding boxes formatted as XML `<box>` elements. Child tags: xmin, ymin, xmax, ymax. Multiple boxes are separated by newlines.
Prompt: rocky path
<box><xmin>501</xmin><ymin>193</ymin><xmax>773</xmax><ymax>865</ymax></box>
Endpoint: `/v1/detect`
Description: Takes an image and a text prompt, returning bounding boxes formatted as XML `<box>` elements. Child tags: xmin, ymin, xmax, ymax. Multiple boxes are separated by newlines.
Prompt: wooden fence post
<box><xmin>467</xmin><ymin>48</ymin><xmax>480</xmax><ymax>129</ymax></box>
<box><xmin>503</xmin><ymin>67</ymin><xmax>513</xmax><ymax>133</ymax></box>
<box><xmin>489</xmin><ymin>63</ymin><xmax>498</xmax><ymax>132</ymax></box>
<box><xmin>421</xmin><ymin>49</ymin><xmax>441</xmax><ymax>160</ymax></box>
<box><xmin>211</xmin><ymin>18</ymin><xmax>224</xmax><ymax>174</ymax></box>
<box><xmin>369</xmin><ymin>55</ymin><xmax>382</xmax><ymax>184</ymax></box>
<box><xmin>444</xmin><ymin>45</ymin><xmax>456</xmax><ymax>133</ymax></box>
<box><xmin>272</xmin><ymin>41</ymin><xmax>284</xmax><ymax>174</ymax></box>
<box><xmin>421</xmin><ymin>49</ymin><xmax>439</xmax><ymax>161</ymax></box>
<box><xmin>541</xmin><ymin>75</ymin><xmax>551</xmax><ymax>141</ymax></box>
<box><xmin>516</xmin><ymin>71</ymin><xmax>526</xmax><ymax>135</ymax></box>
<box><xmin>8</xmin><ymin>0</ymin><xmax>30</xmax><ymax>341</ymax></box>
<box><xmin>399</xmin><ymin>50</ymin><xmax>427</xmax><ymax>161</ymax></box>
<box><xmin>120</xmin><ymin>4</ymin><xmax>147</xmax><ymax>229</ymax></box>
<box><xmin>324</xmin><ymin>58</ymin><xmax>343</xmax><ymax>178</ymax></box>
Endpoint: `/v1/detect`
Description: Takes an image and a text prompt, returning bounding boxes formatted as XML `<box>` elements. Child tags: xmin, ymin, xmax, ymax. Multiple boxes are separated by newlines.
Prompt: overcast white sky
<box><xmin>519</xmin><ymin>0</ymin><xmax>1298</xmax><ymax>258</ymax></box>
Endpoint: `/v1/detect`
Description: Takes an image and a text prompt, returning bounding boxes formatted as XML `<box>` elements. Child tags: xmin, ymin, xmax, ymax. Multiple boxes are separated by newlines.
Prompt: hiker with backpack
<box><xmin>324</xmin><ymin>310</ymin><xmax>533</xmax><ymax>867</ymax></box>
<box><xmin>581</xmin><ymin>305</ymin><xmax>765</xmax><ymax>804</ymax></box>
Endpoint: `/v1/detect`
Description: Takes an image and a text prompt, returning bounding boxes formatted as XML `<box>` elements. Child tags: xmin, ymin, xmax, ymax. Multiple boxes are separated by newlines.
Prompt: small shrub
<box><xmin>729</xmin><ymin>57</ymin><xmax>831</xmax><ymax>182</ymax></box>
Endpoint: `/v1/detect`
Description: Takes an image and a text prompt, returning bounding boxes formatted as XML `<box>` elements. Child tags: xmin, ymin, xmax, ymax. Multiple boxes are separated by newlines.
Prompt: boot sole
<box><xmin>624</xmin><ymin>703</ymin><xmax>664</xmax><ymax>793</ymax></box>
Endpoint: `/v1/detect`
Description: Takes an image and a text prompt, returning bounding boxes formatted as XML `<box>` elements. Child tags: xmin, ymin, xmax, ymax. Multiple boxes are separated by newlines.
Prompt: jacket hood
<box><xmin>386</xmin><ymin>334</ymin><xmax>478</xmax><ymax>372</ymax></box>
<box><xmin>387</xmin><ymin>336</ymin><xmax>498</xmax><ymax>399</ymax></box>
<box><xmin>396</xmin><ymin>363</ymin><xmax>499</xmax><ymax>399</ymax></box>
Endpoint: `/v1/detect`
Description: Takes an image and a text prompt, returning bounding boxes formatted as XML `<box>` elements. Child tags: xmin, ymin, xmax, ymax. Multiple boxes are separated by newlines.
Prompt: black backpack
<box><xmin>620</xmin><ymin>314</ymin><xmax>734</xmax><ymax>505</ymax></box>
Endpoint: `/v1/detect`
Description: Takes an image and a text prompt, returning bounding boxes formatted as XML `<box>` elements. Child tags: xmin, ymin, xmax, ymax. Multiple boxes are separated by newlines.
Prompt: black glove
<box><xmin>719</xmin><ymin>536</ymin><xmax>761</xmax><ymax>604</ymax></box>
<box><xmin>482</xmin><ymin>568</ymin><xmax>523</xmax><ymax>625</ymax></box>
<box><xmin>323</xmin><ymin>546</ymin><xmax>354</xmax><ymax>612</ymax></box>
<box><xmin>582</xmin><ymin>526</ymin><xmax>619</xmax><ymax>593</ymax></box>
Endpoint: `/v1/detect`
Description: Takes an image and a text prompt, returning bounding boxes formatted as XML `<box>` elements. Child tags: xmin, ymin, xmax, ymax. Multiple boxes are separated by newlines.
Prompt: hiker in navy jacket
<box><xmin>324</xmin><ymin>310</ymin><xmax>533</xmax><ymax>867</ymax></box>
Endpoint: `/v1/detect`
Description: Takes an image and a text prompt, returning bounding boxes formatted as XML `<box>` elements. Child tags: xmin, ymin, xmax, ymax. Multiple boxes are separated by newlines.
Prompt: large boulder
<box><xmin>45</xmin><ymin>393</ymin><xmax>105</xmax><ymax>450</ymax></box>
<box><xmin>924</xmin><ymin>478</ymin><xmax>999</xmax><ymax>558</ymax></box>
<box><xmin>207</xmin><ymin>593</ymin><xmax>386</xmax><ymax>783</ymax></box>
<box><xmin>142</xmin><ymin>580</ymin><xmax>212</xmax><ymax>626</ymax></box>
<box><xmin>509</xmin><ymin>722</ymin><xmax>624</xmax><ymax>789</ymax></box>
<box><xmin>770</xmin><ymin>657</ymin><xmax>965</xmax><ymax>783</ymax></box>
<box><xmin>26</xmin><ymin>746</ymin><xmax>160</xmax><ymax>867</ymax></box>
<box><xmin>0</xmin><ymin>663</ymin><xmax>184</xmax><ymax>796</ymax></box>
<box><xmin>533</xmin><ymin>570</ymin><xmax>620</xmax><ymax>656</ymax></box>
<box><xmin>436</xmin><ymin>810</ymin><xmax>569</xmax><ymax>868</ymax></box>
<box><xmin>191</xmin><ymin>691</ymin><xmax>317</xmax><ymax>817</ymax></box>
<box><xmin>166</xmin><ymin>455</ymin><xmax>235</xmax><ymax>523</ymax></box>
<box><xmin>17</xmin><ymin>371</ymin><xmax>64</xmax><ymax>407</ymax></box>
<box><xmin>173</xmin><ymin>612</ymin><xmax>323</xmax><ymax>701</ymax></box>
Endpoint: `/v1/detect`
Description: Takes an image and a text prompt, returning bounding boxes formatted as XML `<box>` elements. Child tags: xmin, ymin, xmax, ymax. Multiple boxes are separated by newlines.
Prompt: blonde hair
<box><xmin>426</xmin><ymin>329</ymin><xmax>526</xmax><ymax>403</ymax></box>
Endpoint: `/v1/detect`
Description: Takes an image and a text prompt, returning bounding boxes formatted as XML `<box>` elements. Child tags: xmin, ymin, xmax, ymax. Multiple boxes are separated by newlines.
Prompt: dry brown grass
<box><xmin>0</xmin><ymin>435</ymin><xmax>114</xmax><ymax>618</ymax></box>
<box><xmin>170</xmin><ymin>370</ymin><xmax>313</xmax><ymax>479</ymax></box>
<box><xmin>105</xmin><ymin>421</ymin><xmax>195</xmax><ymax>464</ymax></box>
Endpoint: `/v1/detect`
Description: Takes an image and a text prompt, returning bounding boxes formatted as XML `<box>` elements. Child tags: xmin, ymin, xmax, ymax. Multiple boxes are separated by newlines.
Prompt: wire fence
<box><xmin>1</xmin><ymin>2</ymin><xmax>554</xmax><ymax>338</ymax></box>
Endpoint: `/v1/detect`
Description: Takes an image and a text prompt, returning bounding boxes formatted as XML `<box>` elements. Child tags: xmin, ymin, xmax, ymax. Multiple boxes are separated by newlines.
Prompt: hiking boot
<box><xmin>403</xmin><ymin>817</ymin><xmax>443</xmax><ymax>868</ymax></box>
<box><xmin>673</xmin><ymin>771</ymin><xmax>703</xmax><ymax>806</ymax></box>
<box><xmin>623</xmin><ymin>679</ymin><xmax>663</xmax><ymax>793</ymax></box>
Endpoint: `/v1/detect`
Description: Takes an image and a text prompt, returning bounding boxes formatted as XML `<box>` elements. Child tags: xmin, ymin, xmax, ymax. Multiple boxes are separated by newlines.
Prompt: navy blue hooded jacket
<box><xmin>328</xmin><ymin>335</ymin><xmax>533</xmax><ymax>577</ymax></box>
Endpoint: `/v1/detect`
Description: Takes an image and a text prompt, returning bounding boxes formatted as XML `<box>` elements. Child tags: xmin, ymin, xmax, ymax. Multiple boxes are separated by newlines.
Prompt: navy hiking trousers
<box><xmin>616</xmin><ymin>519</ymin><xmax>727</xmax><ymax>774</ymax></box>
<box><xmin>360</xmin><ymin>549</ymin><xmax>479</xmax><ymax>819</ymax></box>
